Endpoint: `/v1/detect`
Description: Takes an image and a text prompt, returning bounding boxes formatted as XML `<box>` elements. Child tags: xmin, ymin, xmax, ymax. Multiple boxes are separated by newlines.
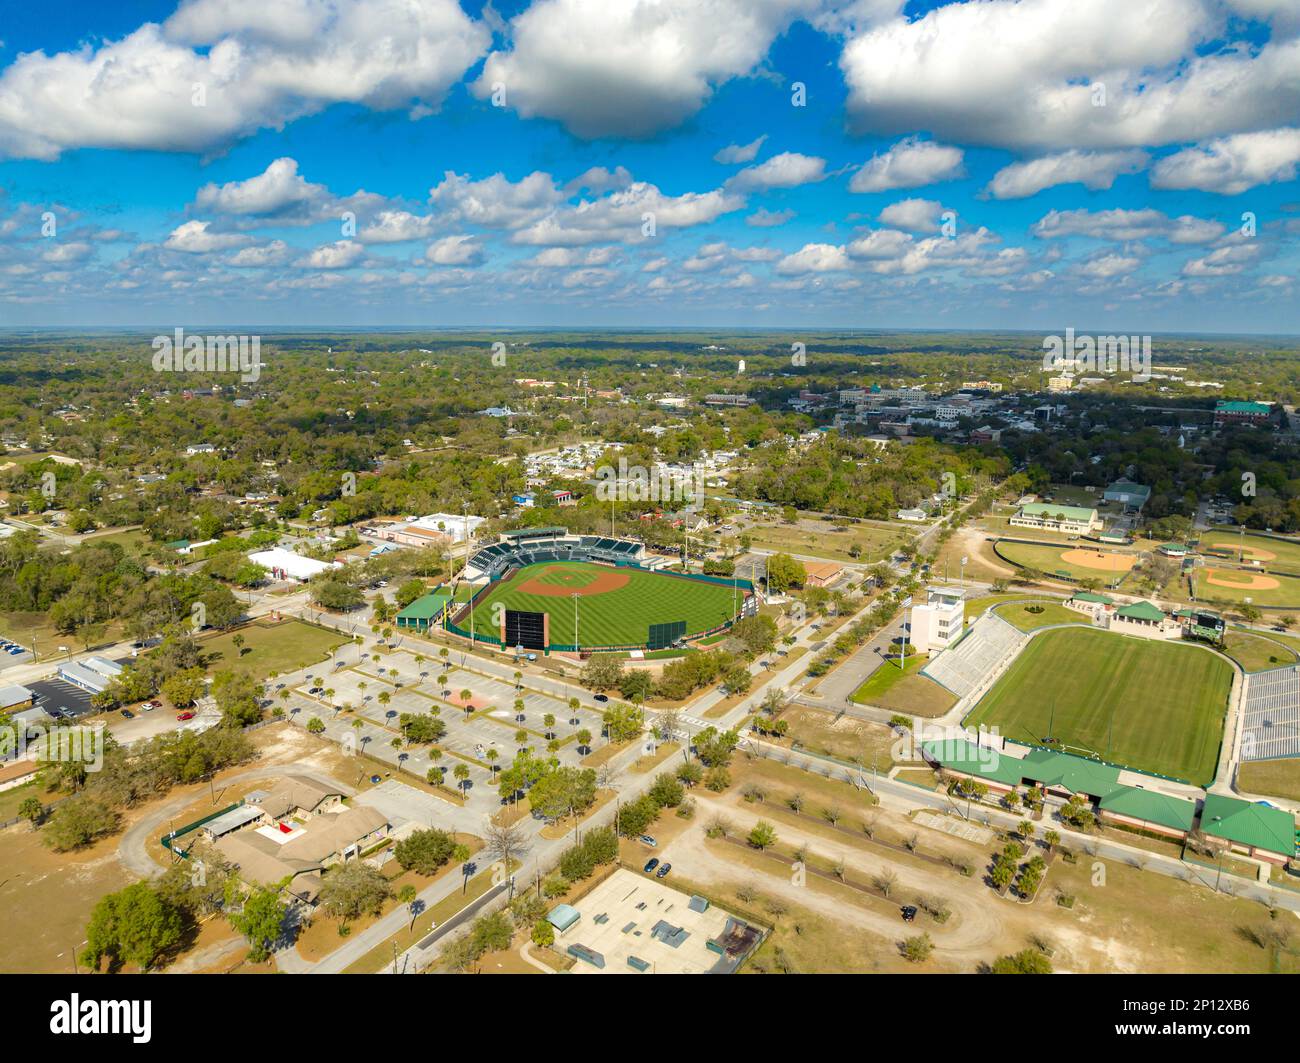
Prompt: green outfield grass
<box><xmin>463</xmin><ymin>561</ymin><xmax>746</xmax><ymax>648</ymax></box>
<box><xmin>1190</xmin><ymin>567</ymin><xmax>1300</xmax><ymax>608</ymax></box>
<box><xmin>995</xmin><ymin>539</ymin><xmax>1137</xmax><ymax>585</ymax></box>
<box><xmin>1199</xmin><ymin>529</ymin><xmax>1300</xmax><ymax>575</ymax></box>
<box><xmin>964</xmin><ymin>627</ymin><xmax>1232</xmax><ymax>784</ymax></box>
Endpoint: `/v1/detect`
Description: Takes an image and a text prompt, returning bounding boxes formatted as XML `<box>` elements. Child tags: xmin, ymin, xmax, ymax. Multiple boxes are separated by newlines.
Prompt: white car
<box><xmin>140</xmin><ymin>701</ymin><xmax>157</xmax><ymax>712</ymax></box>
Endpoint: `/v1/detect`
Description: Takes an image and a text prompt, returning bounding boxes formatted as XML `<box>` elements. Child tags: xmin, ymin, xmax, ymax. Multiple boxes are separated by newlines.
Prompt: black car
<box><xmin>901</xmin><ymin>905</ymin><xmax>918</xmax><ymax>923</ymax></box>
<box><xmin>119</xmin><ymin>709</ymin><xmax>135</xmax><ymax>719</ymax></box>
<box><xmin>655</xmin><ymin>863</ymin><xmax>672</xmax><ymax>878</ymax></box>
<box><xmin>593</xmin><ymin>693</ymin><xmax>609</xmax><ymax>703</ymax></box>
<box><xmin>643</xmin><ymin>857</ymin><xmax>659</xmax><ymax>873</ymax></box>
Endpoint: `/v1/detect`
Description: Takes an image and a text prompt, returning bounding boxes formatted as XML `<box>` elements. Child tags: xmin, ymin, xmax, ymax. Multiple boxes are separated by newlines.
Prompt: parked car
<box><xmin>140</xmin><ymin>701</ymin><xmax>157</xmax><ymax>712</ymax></box>
<box><xmin>592</xmin><ymin>693</ymin><xmax>609</xmax><ymax>703</ymax></box>
<box><xmin>643</xmin><ymin>858</ymin><xmax>660</xmax><ymax>873</ymax></box>
<box><xmin>901</xmin><ymin>905</ymin><xmax>918</xmax><ymax>923</ymax></box>
<box><xmin>655</xmin><ymin>863</ymin><xmax>672</xmax><ymax>879</ymax></box>
<box><xmin>639</xmin><ymin>834</ymin><xmax>657</xmax><ymax>847</ymax></box>
<box><xmin>176</xmin><ymin>711</ymin><xmax>195</xmax><ymax>721</ymax></box>
<box><xmin>119</xmin><ymin>709</ymin><xmax>134</xmax><ymax>719</ymax></box>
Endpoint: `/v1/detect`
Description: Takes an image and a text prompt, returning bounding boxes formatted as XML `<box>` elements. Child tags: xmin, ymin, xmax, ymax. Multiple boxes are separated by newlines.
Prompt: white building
<box><xmin>248</xmin><ymin>548</ymin><xmax>342</xmax><ymax>582</ymax></box>
<box><xmin>909</xmin><ymin>586</ymin><xmax>966</xmax><ymax>655</ymax></box>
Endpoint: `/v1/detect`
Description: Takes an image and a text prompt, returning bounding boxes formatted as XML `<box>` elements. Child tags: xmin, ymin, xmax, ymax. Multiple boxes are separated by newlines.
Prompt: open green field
<box><xmin>1199</xmin><ymin>529</ymin><xmax>1300</xmax><ymax>575</ymax></box>
<box><xmin>992</xmin><ymin>599</ymin><xmax>1092</xmax><ymax>632</ymax></box>
<box><xmin>851</xmin><ymin>654</ymin><xmax>957</xmax><ymax>717</ymax></box>
<box><xmin>996</xmin><ymin>539</ymin><xmax>1137</xmax><ymax>585</ymax></box>
<box><xmin>199</xmin><ymin>618</ymin><xmax>348</xmax><ymax>679</ymax></box>
<box><xmin>741</xmin><ymin>519</ymin><xmax>900</xmax><ymax>563</ymax></box>
<box><xmin>965</xmin><ymin>627</ymin><xmax>1233</xmax><ymax>784</ymax></box>
<box><xmin>464</xmin><ymin>561</ymin><xmax>746</xmax><ymax>649</ymax></box>
<box><xmin>1237</xmin><ymin>758</ymin><xmax>1300</xmax><ymax>804</ymax></box>
<box><xmin>1220</xmin><ymin>629</ymin><xmax>1299</xmax><ymax>672</ymax></box>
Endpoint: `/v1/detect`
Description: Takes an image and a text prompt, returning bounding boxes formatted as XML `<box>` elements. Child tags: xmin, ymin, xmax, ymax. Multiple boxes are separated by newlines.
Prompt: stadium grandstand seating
<box><xmin>922</xmin><ymin>614</ymin><xmax>1029</xmax><ymax>697</ymax></box>
<box><xmin>466</xmin><ymin>532</ymin><xmax>647</xmax><ymax>580</ymax></box>
<box><xmin>1240</xmin><ymin>664</ymin><xmax>1300</xmax><ymax>761</ymax></box>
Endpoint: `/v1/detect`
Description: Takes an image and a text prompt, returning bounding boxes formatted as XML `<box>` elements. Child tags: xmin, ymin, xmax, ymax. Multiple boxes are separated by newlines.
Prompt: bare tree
<box><xmin>482</xmin><ymin>816</ymin><xmax>530</xmax><ymax>869</ymax></box>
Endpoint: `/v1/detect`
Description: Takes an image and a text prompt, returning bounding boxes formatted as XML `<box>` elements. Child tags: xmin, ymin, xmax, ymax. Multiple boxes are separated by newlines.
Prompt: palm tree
<box><xmin>514</xmin><ymin>728</ymin><xmax>528</xmax><ymax>750</ymax></box>
<box><xmin>460</xmin><ymin>689</ymin><xmax>473</xmax><ymax>718</ymax></box>
<box><xmin>485</xmin><ymin>748</ymin><xmax>499</xmax><ymax>777</ymax></box>
<box><xmin>576</xmin><ymin>728</ymin><xmax>592</xmax><ymax>754</ymax></box>
<box><xmin>453</xmin><ymin>843</ymin><xmax>472</xmax><ymax>892</ymax></box>
<box><xmin>453</xmin><ymin>763</ymin><xmax>470</xmax><ymax>798</ymax></box>
<box><xmin>513</xmin><ymin>670</ymin><xmax>523</xmax><ymax>689</ymax></box>
<box><xmin>543</xmin><ymin>713</ymin><xmax>556</xmax><ymax>738</ymax></box>
<box><xmin>398</xmin><ymin>884</ymin><xmax>419</xmax><ymax>930</ymax></box>
<box><xmin>568</xmin><ymin>696</ymin><xmax>580</xmax><ymax>725</ymax></box>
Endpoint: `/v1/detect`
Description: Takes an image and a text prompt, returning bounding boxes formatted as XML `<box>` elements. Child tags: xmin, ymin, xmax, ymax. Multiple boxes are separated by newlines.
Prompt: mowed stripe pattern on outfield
<box><xmin>965</xmin><ymin>627</ymin><xmax>1232</xmax><ymax>785</ymax></box>
<box><xmin>467</xmin><ymin>562</ymin><xmax>743</xmax><ymax>648</ymax></box>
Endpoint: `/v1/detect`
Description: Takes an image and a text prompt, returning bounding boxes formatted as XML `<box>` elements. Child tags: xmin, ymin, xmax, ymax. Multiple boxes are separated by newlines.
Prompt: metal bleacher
<box><xmin>921</xmin><ymin>614</ymin><xmax>1029</xmax><ymax>698</ymax></box>
<box><xmin>467</xmin><ymin>533</ymin><xmax>645</xmax><ymax>578</ymax></box>
<box><xmin>1240</xmin><ymin>664</ymin><xmax>1300</xmax><ymax>761</ymax></box>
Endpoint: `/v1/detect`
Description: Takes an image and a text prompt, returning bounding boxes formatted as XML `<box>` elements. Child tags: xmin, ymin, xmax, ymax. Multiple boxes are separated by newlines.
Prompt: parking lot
<box><xmin>26</xmin><ymin>677</ymin><xmax>97</xmax><ymax>719</ymax></box>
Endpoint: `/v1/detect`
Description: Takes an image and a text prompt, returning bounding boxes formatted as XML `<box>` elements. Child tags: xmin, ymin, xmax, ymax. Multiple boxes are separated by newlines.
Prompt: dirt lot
<box><xmin>648</xmin><ymin>759</ymin><xmax>1300</xmax><ymax>973</ymax></box>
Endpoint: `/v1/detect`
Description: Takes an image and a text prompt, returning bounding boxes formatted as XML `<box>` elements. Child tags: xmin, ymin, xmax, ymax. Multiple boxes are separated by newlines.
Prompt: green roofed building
<box><xmin>1099</xmin><ymin>787</ymin><xmax>1197</xmax><ymax>839</ymax></box>
<box><xmin>1010</xmin><ymin>502</ymin><xmax>1099</xmax><ymax>535</ymax></box>
<box><xmin>1115</xmin><ymin>600</ymin><xmax>1167</xmax><ymax>626</ymax></box>
<box><xmin>1199</xmin><ymin>794</ymin><xmax>1297</xmax><ymax>864</ymax></box>
<box><xmin>924</xmin><ymin>740</ymin><xmax>1198</xmax><ymax>841</ymax></box>
<box><xmin>1214</xmin><ymin>400</ymin><xmax>1272</xmax><ymax>427</ymax></box>
<box><xmin>1070</xmin><ymin>591</ymin><xmax>1113</xmax><ymax>605</ymax></box>
<box><xmin>395</xmin><ymin>589</ymin><xmax>453</xmax><ymax>632</ymax></box>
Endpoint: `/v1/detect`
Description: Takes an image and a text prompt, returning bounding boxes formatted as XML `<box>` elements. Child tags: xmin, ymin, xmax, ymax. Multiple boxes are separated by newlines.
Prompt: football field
<box><xmin>964</xmin><ymin>627</ymin><xmax>1232</xmax><ymax>784</ymax></box>
<box><xmin>463</xmin><ymin>561</ymin><xmax>746</xmax><ymax>649</ymax></box>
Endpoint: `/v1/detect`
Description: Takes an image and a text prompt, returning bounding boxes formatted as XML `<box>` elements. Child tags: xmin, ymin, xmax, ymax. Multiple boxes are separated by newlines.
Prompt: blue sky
<box><xmin>0</xmin><ymin>0</ymin><xmax>1297</xmax><ymax>331</ymax></box>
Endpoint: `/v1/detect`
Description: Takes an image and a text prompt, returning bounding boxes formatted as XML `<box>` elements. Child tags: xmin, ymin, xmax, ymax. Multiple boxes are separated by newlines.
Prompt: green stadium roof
<box><xmin>1116</xmin><ymin>600</ymin><xmax>1166</xmax><ymax>622</ymax></box>
<box><xmin>1200</xmin><ymin>794</ymin><xmax>1297</xmax><ymax>857</ymax></box>
<box><xmin>397</xmin><ymin>590</ymin><xmax>452</xmax><ymax>620</ymax></box>
<box><xmin>921</xmin><ymin>739</ymin><xmax>1026</xmax><ymax>787</ymax></box>
<box><xmin>1018</xmin><ymin>502</ymin><xmax>1097</xmax><ymax>522</ymax></box>
<box><xmin>922</xmin><ymin>740</ymin><xmax>1124</xmax><ymax>798</ymax></box>
<box><xmin>1099</xmin><ymin>788</ymin><xmax>1197</xmax><ymax>832</ymax></box>
<box><xmin>1018</xmin><ymin>748</ymin><xmax>1125</xmax><ymax>800</ymax></box>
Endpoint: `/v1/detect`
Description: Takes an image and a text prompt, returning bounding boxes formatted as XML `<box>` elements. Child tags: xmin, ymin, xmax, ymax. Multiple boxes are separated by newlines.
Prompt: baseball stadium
<box><xmin>446</xmin><ymin>528</ymin><xmax>756</xmax><ymax>652</ymax></box>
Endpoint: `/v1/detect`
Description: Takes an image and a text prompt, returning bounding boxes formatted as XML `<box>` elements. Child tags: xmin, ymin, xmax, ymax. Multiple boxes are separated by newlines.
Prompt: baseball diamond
<box><xmin>455</xmin><ymin>560</ymin><xmax>751</xmax><ymax>650</ymax></box>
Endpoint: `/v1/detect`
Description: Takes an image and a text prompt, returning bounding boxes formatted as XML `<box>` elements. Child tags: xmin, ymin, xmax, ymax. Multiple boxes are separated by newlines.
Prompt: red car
<box><xmin>176</xmin><ymin>711</ymin><xmax>195</xmax><ymax>721</ymax></box>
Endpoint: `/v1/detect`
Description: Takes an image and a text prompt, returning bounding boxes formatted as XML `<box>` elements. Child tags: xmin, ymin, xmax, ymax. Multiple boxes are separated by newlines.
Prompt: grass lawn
<box><xmin>1237</xmin><ymin>758</ymin><xmax>1300</xmax><ymax>804</ymax></box>
<box><xmin>199</xmin><ymin>618</ymin><xmax>348</xmax><ymax>679</ymax></box>
<box><xmin>851</xmin><ymin>654</ymin><xmax>957</xmax><ymax>718</ymax></box>
<box><xmin>965</xmin><ymin>627</ymin><xmax>1232</xmax><ymax>784</ymax></box>
<box><xmin>466</xmin><ymin>561</ymin><xmax>745</xmax><ymax>648</ymax></box>
<box><xmin>743</xmin><ymin>520</ymin><xmax>898</xmax><ymax>564</ymax></box>
<box><xmin>1220</xmin><ymin>629</ymin><xmax>1299</xmax><ymax>672</ymax></box>
<box><xmin>778</xmin><ymin>706</ymin><xmax>898</xmax><ymax>768</ymax></box>
<box><xmin>993</xmin><ymin>600</ymin><xmax>1092</xmax><ymax>632</ymax></box>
